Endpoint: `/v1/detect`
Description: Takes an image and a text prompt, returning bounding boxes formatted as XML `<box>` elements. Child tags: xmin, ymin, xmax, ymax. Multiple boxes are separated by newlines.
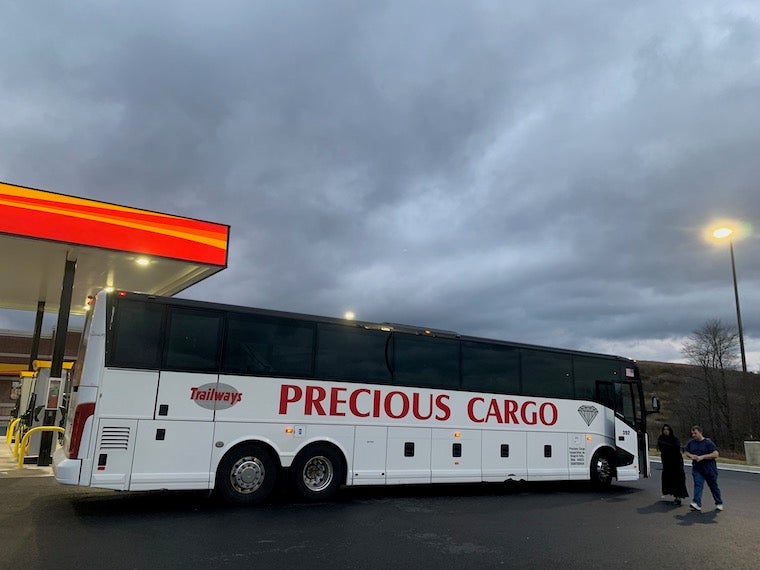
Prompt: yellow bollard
<box><xmin>12</xmin><ymin>424</ymin><xmax>26</xmax><ymax>458</ymax></box>
<box><xmin>17</xmin><ymin>426</ymin><xmax>65</xmax><ymax>468</ymax></box>
<box><xmin>6</xmin><ymin>418</ymin><xmax>21</xmax><ymax>445</ymax></box>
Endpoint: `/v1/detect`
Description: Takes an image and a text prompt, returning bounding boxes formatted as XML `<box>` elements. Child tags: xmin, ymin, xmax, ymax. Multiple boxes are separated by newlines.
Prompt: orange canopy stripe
<box><xmin>0</xmin><ymin>182</ymin><xmax>229</xmax><ymax>266</ymax></box>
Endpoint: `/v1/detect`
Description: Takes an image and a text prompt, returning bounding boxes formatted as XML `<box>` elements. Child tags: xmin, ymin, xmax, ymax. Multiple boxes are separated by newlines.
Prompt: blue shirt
<box><xmin>685</xmin><ymin>438</ymin><xmax>718</xmax><ymax>473</ymax></box>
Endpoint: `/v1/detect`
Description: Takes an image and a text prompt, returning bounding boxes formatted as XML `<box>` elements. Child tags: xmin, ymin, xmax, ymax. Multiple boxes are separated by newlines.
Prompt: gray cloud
<box><xmin>3</xmin><ymin>1</ymin><xmax>760</xmax><ymax>368</ymax></box>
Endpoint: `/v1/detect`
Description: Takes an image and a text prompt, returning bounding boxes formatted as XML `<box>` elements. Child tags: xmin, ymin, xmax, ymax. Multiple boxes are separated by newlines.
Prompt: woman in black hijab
<box><xmin>657</xmin><ymin>424</ymin><xmax>688</xmax><ymax>505</ymax></box>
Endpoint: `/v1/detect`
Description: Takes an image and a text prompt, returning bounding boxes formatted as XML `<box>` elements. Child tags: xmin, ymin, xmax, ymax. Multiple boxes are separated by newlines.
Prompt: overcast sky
<box><xmin>3</xmin><ymin>1</ymin><xmax>760</xmax><ymax>370</ymax></box>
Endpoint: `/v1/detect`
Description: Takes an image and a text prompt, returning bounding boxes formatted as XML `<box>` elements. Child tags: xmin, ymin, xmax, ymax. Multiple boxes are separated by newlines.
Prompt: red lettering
<box><xmin>520</xmin><ymin>401</ymin><xmax>538</xmax><ymax>425</ymax></box>
<box><xmin>279</xmin><ymin>385</ymin><xmax>302</xmax><ymax>414</ymax></box>
<box><xmin>435</xmin><ymin>394</ymin><xmax>451</xmax><ymax>421</ymax></box>
<box><xmin>411</xmin><ymin>393</ymin><xmax>434</xmax><ymax>420</ymax></box>
<box><xmin>384</xmin><ymin>391</ymin><xmax>410</xmax><ymax>419</ymax></box>
<box><xmin>280</xmin><ymin>384</ymin><xmax>462</xmax><ymax>423</ymax></box>
<box><xmin>305</xmin><ymin>386</ymin><xmax>327</xmax><ymax>416</ymax></box>
<box><xmin>504</xmin><ymin>399</ymin><xmax>518</xmax><ymax>424</ymax></box>
<box><xmin>329</xmin><ymin>387</ymin><xmax>347</xmax><ymax>416</ymax></box>
<box><xmin>539</xmin><ymin>402</ymin><xmax>558</xmax><ymax>425</ymax></box>
<box><xmin>349</xmin><ymin>388</ymin><xmax>371</xmax><ymax>418</ymax></box>
<box><xmin>467</xmin><ymin>397</ymin><xmax>485</xmax><ymax>423</ymax></box>
<box><xmin>372</xmin><ymin>390</ymin><xmax>382</xmax><ymax>417</ymax></box>
<box><xmin>486</xmin><ymin>399</ymin><xmax>503</xmax><ymax>423</ymax></box>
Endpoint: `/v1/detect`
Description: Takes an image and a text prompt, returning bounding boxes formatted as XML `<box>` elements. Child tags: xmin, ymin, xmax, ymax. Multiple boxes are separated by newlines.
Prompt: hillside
<box><xmin>639</xmin><ymin>360</ymin><xmax>760</xmax><ymax>458</ymax></box>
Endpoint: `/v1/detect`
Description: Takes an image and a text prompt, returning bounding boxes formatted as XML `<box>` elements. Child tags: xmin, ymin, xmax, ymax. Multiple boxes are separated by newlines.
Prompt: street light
<box><xmin>712</xmin><ymin>227</ymin><xmax>747</xmax><ymax>373</ymax></box>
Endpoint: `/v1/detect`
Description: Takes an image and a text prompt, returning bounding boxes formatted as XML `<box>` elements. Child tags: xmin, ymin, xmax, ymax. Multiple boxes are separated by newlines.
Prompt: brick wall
<box><xmin>0</xmin><ymin>329</ymin><xmax>81</xmax><ymax>367</ymax></box>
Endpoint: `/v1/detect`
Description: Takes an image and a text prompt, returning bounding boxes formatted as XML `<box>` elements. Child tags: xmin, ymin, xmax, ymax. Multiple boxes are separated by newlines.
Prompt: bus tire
<box><xmin>216</xmin><ymin>443</ymin><xmax>277</xmax><ymax>505</ymax></box>
<box><xmin>590</xmin><ymin>449</ymin><xmax>614</xmax><ymax>488</ymax></box>
<box><xmin>291</xmin><ymin>444</ymin><xmax>345</xmax><ymax>502</ymax></box>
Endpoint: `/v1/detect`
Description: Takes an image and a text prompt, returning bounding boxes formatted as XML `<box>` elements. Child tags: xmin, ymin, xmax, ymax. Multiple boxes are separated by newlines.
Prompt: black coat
<box><xmin>657</xmin><ymin>434</ymin><xmax>688</xmax><ymax>498</ymax></box>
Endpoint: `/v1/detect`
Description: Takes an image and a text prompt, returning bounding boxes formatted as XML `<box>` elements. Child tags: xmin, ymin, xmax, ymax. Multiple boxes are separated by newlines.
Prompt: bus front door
<box><xmin>596</xmin><ymin>381</ymin><xmax>639</xmax><ymax>481</ymax></box>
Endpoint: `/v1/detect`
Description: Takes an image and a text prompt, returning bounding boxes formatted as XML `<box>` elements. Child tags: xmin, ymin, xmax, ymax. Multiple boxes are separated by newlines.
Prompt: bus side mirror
<box><xmin>650</xmin><ymin>395</ymin><xmax>661</xmax><ymax>414</ymax></box>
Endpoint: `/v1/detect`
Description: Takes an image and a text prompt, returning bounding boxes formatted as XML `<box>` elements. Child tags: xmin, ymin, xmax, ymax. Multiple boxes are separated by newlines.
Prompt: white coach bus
<box><xmin>54</xmin><ymin>290</ymin><xmax>650</xmax><ymax>504</ymax></box>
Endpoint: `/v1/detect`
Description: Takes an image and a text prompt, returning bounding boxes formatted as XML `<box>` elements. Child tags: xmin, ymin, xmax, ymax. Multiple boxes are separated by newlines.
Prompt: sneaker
<box><xmin>689</xmin><ymin>502</ymin><xmax>702</xmax><ymax>512</ymax></box>
<box><xmin>716</xmin><ymin>504</ymin><xmax>724</xmax><ymax>512</ymax></box>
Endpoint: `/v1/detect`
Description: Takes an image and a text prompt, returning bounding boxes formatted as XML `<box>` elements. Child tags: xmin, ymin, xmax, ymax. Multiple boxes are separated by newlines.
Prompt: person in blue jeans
<box><xmin>684</xmin><ymin>425</ymin><xmax>723</xmax><ymax>512</ymax></box>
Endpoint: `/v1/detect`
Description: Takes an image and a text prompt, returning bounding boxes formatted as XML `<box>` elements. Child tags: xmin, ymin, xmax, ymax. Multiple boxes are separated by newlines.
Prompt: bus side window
<box><xmin>596</xmin><ymin>381</ymin><xmax>616</xmax><ymax>411</ymax></box>
<box><xmin>222</xmin><ymin>313</ymin><xmax>315</xmax><ymax>377</ymax></box>
<box><xmin>618</xmin><ymin>382</ymin><xmax>637</xmax><ymax>426</ymax></box>
<box><xmin>164</xmin><ymin>308</ymin><xmax>222</xmax><ymax>372</ymax></box>
<box><xmin>521</xmin><ymin>350</ymin><xmax>572</xmax><ymax>398</ymax></box>
<box><xmin>316</xmin><ymin>324</ymin><xmax>391</xmax><ymax>384</ymax></box>
<box><xmin>461</xmin><ymin>341</ymin><xmax>520</xmax><ymax>395</ymax></box>
<box><xmin>393</xmin><ymin>333</ymin><xmax>459</xmax><ymax>390</ymax></box>
<box><xmin>574</xmin><ymin>357</ymin><xmax>619</xmax><ymax>401</ymax></box>
<box><xmin>109</xmin><ymin>299</ymin><xmax>164</xmax><ymax>369</ymax></box>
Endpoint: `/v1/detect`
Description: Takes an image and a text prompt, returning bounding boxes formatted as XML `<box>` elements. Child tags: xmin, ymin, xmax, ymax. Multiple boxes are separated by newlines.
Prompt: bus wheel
<box><xmin>590</xmin><ymin>450</ymin><xmax>614</xmax><ymax>488</ymax></box>
<box><xmin>291</xmin><ymin>444</ymin><xmax>344</xmax><ymax>501</ymax></box>
<box><xmin>216</xmin><ymin>444</ymin><xmax>276</xmax><ymax>505</ymax></box>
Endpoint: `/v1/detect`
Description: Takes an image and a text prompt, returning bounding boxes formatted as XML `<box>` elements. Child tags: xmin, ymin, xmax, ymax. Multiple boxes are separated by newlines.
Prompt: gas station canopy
<box><xmin>0</xmin><ymin>181</ymin><xmax>230</xmax><ymax>315</ymax></box>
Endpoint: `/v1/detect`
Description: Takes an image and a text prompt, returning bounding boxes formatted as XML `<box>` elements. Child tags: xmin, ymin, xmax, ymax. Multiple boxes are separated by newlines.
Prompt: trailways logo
<box><xmin>190</xmin><ymin>383</ymin><xmax>242</xmax><ymax>410</ymax></box>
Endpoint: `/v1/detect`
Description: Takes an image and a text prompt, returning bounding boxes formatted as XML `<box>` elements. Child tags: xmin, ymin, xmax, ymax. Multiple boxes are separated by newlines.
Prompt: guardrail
<box><xmin>17</xmin><ymin>426</ymin><xmax>64</xmax><ymax>469</ymax></box>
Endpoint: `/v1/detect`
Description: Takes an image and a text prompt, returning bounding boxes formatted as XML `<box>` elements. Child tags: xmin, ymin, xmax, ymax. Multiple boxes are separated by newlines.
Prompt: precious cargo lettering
<box><xmin>466</xmin><ymin>397</ymin><xmax>558</xmax><ymax>426</ymax></box>
<box><xmin>277</xmin><ymin>384</ymin><xmax>558</xmax><ymax>426</ymax></box>
<box><xmin>279</xmin><ymin>384</ymin><xmax>451</xmax><ymax>421</ymax></box>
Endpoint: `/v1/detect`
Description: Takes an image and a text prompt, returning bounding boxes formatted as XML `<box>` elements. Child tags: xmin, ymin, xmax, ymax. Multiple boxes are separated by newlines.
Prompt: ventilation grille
<box><xmin>99</xmin><ymin>426</ymin><xmax>130</xmax><ymax>450</ymax></box>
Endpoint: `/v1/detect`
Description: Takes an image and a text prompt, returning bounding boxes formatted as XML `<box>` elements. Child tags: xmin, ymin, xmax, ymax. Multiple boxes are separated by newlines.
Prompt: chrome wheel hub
<box><xmin>230</xmin><ymin>456</ymin><xmax>265</xmax><ymax>494</ymax></box>
<box><xmin>302</xmin><ymin>456</ymin><xmax>333</xmax><ymax>492</ymax></box>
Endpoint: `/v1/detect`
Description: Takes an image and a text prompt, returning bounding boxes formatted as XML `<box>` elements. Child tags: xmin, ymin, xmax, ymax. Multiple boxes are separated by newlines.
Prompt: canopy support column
<box><xmin>39</xmin><ymin>258</ymin><xmax>76</xmax><ymax>466</ymax></box>
<box><xmin>28</xmin><ymin>301</ymin><xmax>45</xmax><ymax>372</ymax></box>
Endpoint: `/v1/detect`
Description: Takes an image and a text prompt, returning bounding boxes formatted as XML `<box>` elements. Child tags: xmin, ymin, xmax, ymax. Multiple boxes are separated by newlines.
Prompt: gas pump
<box><xmin>15</xmin><ymin>371</ymin><xmax>37</xmax><ymax>430</ymax></box>
<box><xmin>8</xmin><ymin>377</ymin><xmax>22</xmax><ymax>420</ymax></box>
<box><xmin>18</xmin><ymin>361</ymin><xmax>72</xmax><ymax>465</ymax></box>
<box><xmin>37</xmin><ymin>371</ymin><xmax>64</xmax><ymax>466</ymax></box>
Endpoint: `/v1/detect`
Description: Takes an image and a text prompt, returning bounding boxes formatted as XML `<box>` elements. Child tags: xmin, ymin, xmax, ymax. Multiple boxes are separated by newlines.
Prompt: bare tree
<box><xmin>681</xmin><ymin>319</ymin><xmax>738</xmax><ymax>446</ymax></box>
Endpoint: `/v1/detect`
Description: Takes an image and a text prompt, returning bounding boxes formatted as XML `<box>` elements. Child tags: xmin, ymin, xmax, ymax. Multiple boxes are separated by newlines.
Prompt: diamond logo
<box><xmin>577</xmin><ymin>405</ymin><xmax>599</xmax><ymax>427</ymax></box>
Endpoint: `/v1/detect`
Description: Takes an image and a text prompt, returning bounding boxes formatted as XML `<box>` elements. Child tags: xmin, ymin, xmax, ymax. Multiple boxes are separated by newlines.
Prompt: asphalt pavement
<box><xmin>3</xmin><ymin>440</ymin><xmax>760</xmax><ymax>569</ymax></box>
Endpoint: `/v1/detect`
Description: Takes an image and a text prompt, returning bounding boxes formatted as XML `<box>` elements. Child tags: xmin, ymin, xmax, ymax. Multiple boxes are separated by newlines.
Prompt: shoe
<box><xmin>673</xmin><ymin>498</ymin><xmax>682</xmax><ymax>506</ymax></box>
<box><xmin>689</xmin><ymin>502</ymin><xmax>702</xmax><ymax>512</ymax></box>
<box><xmin>660</xmin><ymin>495</ymin><xmax>669</xmax><ymax>500</ymax></box>
<box><xmin>716</xmin><ymin>504</ymin><xmax>724</xmax><ymax>512</ymax></box>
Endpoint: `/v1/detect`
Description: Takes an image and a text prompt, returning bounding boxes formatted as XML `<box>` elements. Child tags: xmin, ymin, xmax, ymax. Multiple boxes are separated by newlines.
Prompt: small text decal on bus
<box><xmin>190</xmin><ymin>383</ymin><xmax>242</xmax><ymax>410</ymax></box>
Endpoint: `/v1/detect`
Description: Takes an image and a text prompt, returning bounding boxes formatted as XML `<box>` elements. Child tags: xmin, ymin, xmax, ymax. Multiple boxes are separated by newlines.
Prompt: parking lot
<box><xmin>3</xmin><ymin>445</ymin><xmax>760</xmax><ymax>570</ymax></box>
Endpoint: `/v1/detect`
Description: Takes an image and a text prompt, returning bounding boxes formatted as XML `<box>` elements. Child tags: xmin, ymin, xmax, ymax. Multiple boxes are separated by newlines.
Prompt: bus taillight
<box><xmin>68</xmin><ymin>402</ymin><xmax>96</xmax><ymax>459</ymax></box>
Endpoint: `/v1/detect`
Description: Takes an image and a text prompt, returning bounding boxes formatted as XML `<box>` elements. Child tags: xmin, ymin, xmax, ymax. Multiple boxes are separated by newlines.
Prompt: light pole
<box><xmin>713</xmin><ymin>227</ymin><xmax>747</xmax><ymax>373</ymax></box>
